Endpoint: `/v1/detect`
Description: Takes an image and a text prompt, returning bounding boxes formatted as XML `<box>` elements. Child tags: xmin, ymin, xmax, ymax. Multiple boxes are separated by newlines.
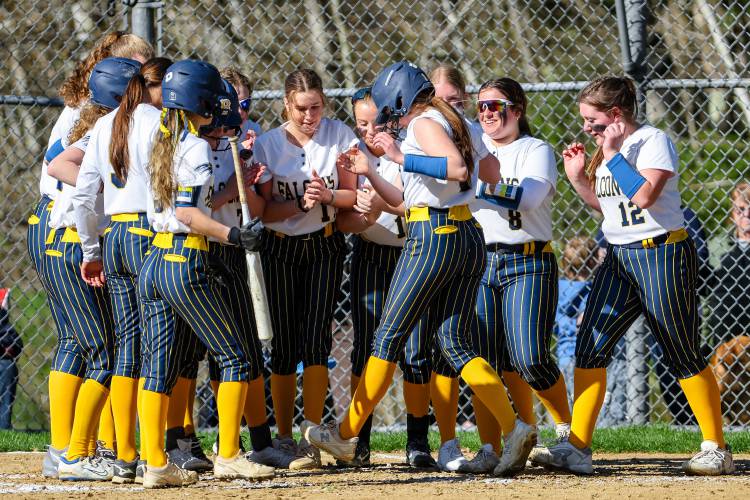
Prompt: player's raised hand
<box><xmin>81</xmin><ymin>260</ymin><xmax>106</xmax><ymax>288</ymax></box>
<box><xmin>338</xmin><ymin>147</ymin><xmax>372</xmax><ymax>177</ymax></box>
<box><xmin>305</xmin><ymin>169</ymin><xmax>332</xmax><ymax>204</ymax></box>
<box><xmin>602</xmin><ymin>121</ymin><xmax>627</xmax><ymax>159</ymax></box>
<box><xmin>372</xmin><ymin>132</ymin><xmax>404</xmax><ymax>164</ymax></box>
<box><xmin>562</xmin><ymin>142</ymin><xmax>587</xmax><ymax>181</ymax></box>
<box><xmin>242</xmin><ymin>129</ymin><xmax>257</xmax><ymax>151</ymax></box>
<box><xmin>243</xmin><ymin>161</ymin><xmax>266</xmax><ymax>187</ymax></box>
<box><xmin>354</xmin><ymin>186</ymin><xmax>375</xmax><ymax>214</ymax></box>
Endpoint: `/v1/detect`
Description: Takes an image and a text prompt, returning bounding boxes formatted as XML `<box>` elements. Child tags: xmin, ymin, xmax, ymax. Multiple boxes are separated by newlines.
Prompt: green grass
<box><xmin>3</xmin><ymin>426</ymin><xmax>749</xmax><ymax>454</ymax></box>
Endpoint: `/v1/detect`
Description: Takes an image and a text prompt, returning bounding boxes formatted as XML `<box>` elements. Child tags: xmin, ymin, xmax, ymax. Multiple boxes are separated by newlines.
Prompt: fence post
<box><xmin>616</xmin><ymin>0</ymin><xmax>651</xmax><ymax>424</ymax></box>
<box><xmin>130</xmin><ymin>1</ymin><xmax>156</xmax><ymax>47</ymax></box>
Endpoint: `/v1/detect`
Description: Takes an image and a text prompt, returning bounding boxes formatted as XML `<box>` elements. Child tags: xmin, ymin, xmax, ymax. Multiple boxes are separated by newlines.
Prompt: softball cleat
<box><xmin>303</xmin><ymin>419</ymin><xmax>358</xmax><ymax>462</ymax></box>
<box><xmin>493</xmin><ymin>419</ymin><xmax>537</xmax><ymax>477</ymax></box>
<box><xmin>57</xmin><ymin>455</ymin><xmax>112</xmax><ymax>481</ymax></box>
<box><xmin>459</xmin><ymin>443</ymin><xmax>500</xmax><ymax>474</ymax></box>
<box><xmin>143</xmin><ymin>461</ymin><xmax>198</xmax><ymax>488</ymax></box>
<box><xmin>683</xmin><ymin>441</ymin><xmax>735</xmax><ymax>476</ymax></box>
<box><xmin>529</xmin><ymin>422</ymin><xmax>570</xmax><ymax>467</ymax></box>
<box><xmin>437</xmin><ymin>438</ymin><xmax>468</xmax><ymax>472</ymax></box>
<box><xmin>532</xmin><ymin>440</ymin><xmax>593</xmax><ymax>475</ymax></box>
<box><xmin>213</xmin><ymin>451</ymin><xmax>275</xmax><ymax>481</ymax></box>
<box><xmin>42</xmin><ymin>445</ymin><xmax>65</xmax><ymax>478</ymax></box>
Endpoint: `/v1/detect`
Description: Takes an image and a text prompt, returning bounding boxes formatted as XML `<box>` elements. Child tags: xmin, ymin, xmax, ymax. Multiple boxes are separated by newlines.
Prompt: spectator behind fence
<box><xmin>707</xmin><ymin>182</ymin><xmax>750</xmax><ymax>343</ymax></box>
<box><xmin>556</xmin><ymin>237</ymin><xmax>627</xmax><ymax>426</ymax></box>
<box><xmin>0</xmin><ymin>289</ymin><xmax>22</xmax><ymax>429</ymax></box>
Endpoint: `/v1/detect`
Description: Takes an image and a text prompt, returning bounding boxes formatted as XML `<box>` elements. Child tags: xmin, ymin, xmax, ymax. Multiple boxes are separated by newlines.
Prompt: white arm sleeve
<box><xmin>516</xmin><ymin>176</ymin><xmax>552</xmax><ymax>212</ymax></box>
<box><xmin>72</xmin><ymin>155</ymin><xmax>103</xmax><ymax>262</ymax></box>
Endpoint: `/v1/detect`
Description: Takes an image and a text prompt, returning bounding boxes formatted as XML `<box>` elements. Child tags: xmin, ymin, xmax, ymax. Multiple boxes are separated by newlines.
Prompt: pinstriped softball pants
<box><xmin>371</xmin><ymin>212</ymin><xmax>485</xmax><ymax>372</ymax></box>
<box><xmin>27</xmin><ymin>196</ymin><xmax>86</xmax><ymax>377</ymax></box>
<box><xmin>103</xmin><ymin>213</ymin><xmax>151</xmax><ymax>379</ymax></box>
<box><xmin>138</xmin><ymin>235</ymin><xmax>249</xmax><ymax>394</ymax></box>
<box><xmin>576</xmin><ymin>237</ymin><xmax>707</xmax><ymax>378</ymax></box>
<box><xmin>260</xmin><ymin>229</ymin><xmax>345</xmax><ymax>375</ymax></box>
<box><xmin>44</xmin><ymin>228</ymin><xmax>115</xmax><ymax>386</ymax></box>
<box><xmin>472</xmin><ymin>247</ymin><xmax>561</xmax><ymax>391</ymax></box>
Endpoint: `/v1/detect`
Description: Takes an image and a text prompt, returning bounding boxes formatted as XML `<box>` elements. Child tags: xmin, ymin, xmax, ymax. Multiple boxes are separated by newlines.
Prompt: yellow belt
<box><xmin>111</xmin><ymin>213</ymin><xmax>143</xmax><ymax>222</ymax></box>
<box><xmin>45</xmin><ymin>227</ymin><xmax>81</xmax><ymax>245</ymax></box>
<box><xmin>406</xmin><ymin>204</ymin><xmax>472</xmax><ymax>223</ymax></box>
<box><xmin>641</xmin><ymin>228</ymin><xmax>689</xmax><ymax>249</ymax></box>
<box><xmin>152</xmin><ymin>232</ymin><xmax>208</xmax><ymax>251</ymax></box>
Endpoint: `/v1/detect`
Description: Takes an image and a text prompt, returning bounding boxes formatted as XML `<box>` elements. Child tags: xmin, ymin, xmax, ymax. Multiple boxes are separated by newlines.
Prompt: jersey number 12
<box><xmin>618</xmin><ymin>201</ymin><xmax>645</xmax><ymax>227</ymax></box>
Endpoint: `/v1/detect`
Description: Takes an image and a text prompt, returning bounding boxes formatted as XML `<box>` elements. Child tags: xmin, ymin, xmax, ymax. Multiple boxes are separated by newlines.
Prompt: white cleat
<box><xmin>683</xmin><ymin>441</ymin><xmax>735</xmax><ymax>476</ymax></box>
<box><xmin>143</xmin><ymin>461</ymin><xmax>198</xmax><ymax>488</ymax></box>
<box><xmin>247</xmin><ymin>445</ymin><xmax>296</xmax><ymax>469</ymax></box>
<box><xmin>214</xmin><ymin>451</ymin><xmax>275</xmax><ymax>481</ymax></box>
<box><xmin>57</xmin><ymin>455</ymin><xmax>113</xmax><ymax>481</ymax></box>
<box><xmin>42</xmin><ymin>445</ymin><xmax>65</xmax><ymax>478</ymax></box>
<box><xmin>458</xmin><ymin>443</ymin><xmax>499</xmax><ymax>474</ymax></box>
<box><xmin>532</xmin><ymin>440</ymin><xmax>593</xmax><ymax>475</ymax></box>
<box><xmin>437</xmin><ymin>438</ymin><xmax>468</xmax><ymax>472</ymax></box>
<box><xmin>493</xmin><ymin>419</ymin><xmax>537</xmax><ymax>477</ymax></box>
<box><xmin>529</xmin><ymin>422</ymin><xmax>570</xmax><ymax>466</ymax></box>
<box><xmin>303</xmin><ymin>419</ymin><xmax>357</xmax><ymax>462</ymax></box>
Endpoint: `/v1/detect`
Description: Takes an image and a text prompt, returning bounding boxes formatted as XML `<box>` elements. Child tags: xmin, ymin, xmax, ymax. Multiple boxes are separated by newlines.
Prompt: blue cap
<box><xmin>371</xmin><ymin>61</ymin><xmax>433</xmax><ymax>125</ymax></box>
<box><xmin>162</xmin><ymin>59</ymin><xmax>223</xmax><ymax>118</ymax></box>
<box><xmin>88</xmin><ymin>57</ymin><xmax>141</xmax><ymax>109</ymax></box>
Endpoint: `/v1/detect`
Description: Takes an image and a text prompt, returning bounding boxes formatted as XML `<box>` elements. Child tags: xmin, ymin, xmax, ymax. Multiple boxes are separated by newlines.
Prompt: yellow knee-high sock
<box><xmin>403</xmin><ymin>381</ymin><xmax>430</xmax><ymax>418</ymax></box>
<box><xmin>350</xmin><ymin>374</ymin><xmax>360</xmax><ymax>398</ymax></box>
<box><xmin>430</xmin><ymin>373</ymin><xmax>459</xmax><ymax>443</ymax></box>
<box><xmin>302</xmin><ymin>365</ymin><xmax>329</xmax><ymax>425</ymax></box>
<box><xmin>166</xmin><ymin>377</ymin><xmax>192</xmax><ymax>431</ymax></box>
<box><xmin>244</xmin><ymin>376</ymin><xmax>268</xmax><ymax>428</ymax></box>
<box><xmin>67</xmin><ymin>380</ymin><xmax>110</xmax><ymax>460</ymax></box>
<box><xmin>270</xmin><ymin>373</ymin><xmax>296</xmax><ymax>437</ymax></box>
<box><xmin>110</xmin><ymin>376</ymin><xmax>139</xmax><ymax>461</ymax></box>
<box><xmin>569</xmin><ymin>368</ymin><xmax>607</xmax><ymax>449</ymax></box>
<box><xmin>340</xmin><ymin>357</ymin><xmax>397</xmax><ymax>439</ymax></box>
<box><xmin>137</xmin><ymin>378</ymin><xmax>147</xmax><ymax>462</ymax></box>
<box><xmin>141</xmin><ymin>389</ymin><xmax>169</xmax><ymax>467</ymax></box>
<box><xmin>534</xmin><ymin>375</ymin><xmax>572</xmax><ymax>425</ymax></box>
<box><xmin>460</xmin><ymin>358</ymin><xmax>516</xmax><ymax>436</ymax></box>
<box><xmin>217</xmin><ymin>381</ymin><xmax>248</xmax><ymax>459</ymax></box>
<box><xmin>502</xmin><ymin>371</ymin><xmax>536</xmax><ymax>425</ymax></box>
<box><xmin>472</xmin><ymin>395</ymin><xmax>501</xmax><ymax>452</ymax></box>
<box><xmin>679</xmin><ymin>367</ymin><xmax>726</xmax><ymax>448</ymax></box>
<box><xmin>97</xmin><ymin>394</ymin><xmax>116</xmax><ymax>451</ymax></box>
<box><xmin>48</xmin><ymin>371</ymin><xmax>83</xmax><ymax>450</ymax></box>
<box><xmin>184</xmin><ymin>378</ymin><xmax>197</xmax><ymax>435</ymax></box>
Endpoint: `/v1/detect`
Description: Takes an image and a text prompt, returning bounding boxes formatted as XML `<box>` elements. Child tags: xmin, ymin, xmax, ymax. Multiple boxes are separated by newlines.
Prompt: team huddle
<box><xmin>28</xmin><ymin>31</ymin><xmax>735</xmax><ymax>489</ymax></box>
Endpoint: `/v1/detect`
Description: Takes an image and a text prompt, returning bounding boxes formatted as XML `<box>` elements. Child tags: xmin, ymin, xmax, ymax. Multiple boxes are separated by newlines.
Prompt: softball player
<box><xmin>220</xmin><ymin>66</ymin><xmax>263</xmax><ymax>138</ymax></box>
<box><xmin>459</xmin><ymin>78</ymin><xmax>573</xmax><ymax>473</ymax></box>
<box><xmin>137</xmin><ymin>59</ymin><xmax>273</xmax><ymax>488</ymax></box>
<box><xmin>71</xmin><ymin>57</ymin><xmax>172</xmax><ymax>483</ymax></box>
<box><xmin>254</xmin><ymin>68</ymin><xmax>358</xmax><ymax>469</ymax></box>
<box><xmin>335</xmin><ymin>87</ymin><xmax>438</xmax><ymax>468</ymax></box>
<box><xmin>45</xmin><ymin>57</ymin><xmax>141</xmax><ymax>481</ymax></box>
<box><xmin>305</xmin><ymin>61</ymin><xmax>536</xmax><ymax>478</ymax></box>
<box><xmin>30</xmin><ymin>32</ymin><xmax>152</xmax><ymax>478</ymax></box>
<box><xmin>536</xmin><ymin>76</ymin><xmax>732</xmax><ymax>475</ymax></box>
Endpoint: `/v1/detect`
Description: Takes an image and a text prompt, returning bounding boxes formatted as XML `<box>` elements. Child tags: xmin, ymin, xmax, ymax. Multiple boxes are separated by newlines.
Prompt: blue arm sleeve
<box><xmin>44</xmin><ymin>139</ymin><xmax>65</xmax><ymax>163</ymax></box>
<box><xmin>403</xmin><ymin>154</ymin><xmax>447</xmax><ymax>180</ymax></box>
<box><xmin>607</xmin><ymin>152</ymin><xmax>646</xmax><ymax>199</ymax></box>
<box><xmin>476</xmin><ymin>182</ymin><xmax>523</xmax><ymax>210</ymax></box>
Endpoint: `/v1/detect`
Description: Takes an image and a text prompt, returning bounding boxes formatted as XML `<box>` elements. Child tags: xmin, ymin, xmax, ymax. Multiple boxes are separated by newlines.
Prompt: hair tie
<box><xmin>159</xmin><ymin>108</ymin><xmax>171</xmax><ymax>137</ymax></box>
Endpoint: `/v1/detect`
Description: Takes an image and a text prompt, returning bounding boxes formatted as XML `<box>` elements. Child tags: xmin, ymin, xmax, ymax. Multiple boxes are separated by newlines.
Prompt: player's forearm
<box><xmin>212</xmin><ymin>183</ymin><xmax>239</xmax><ymax>210</ymax></box>
<box><xmin>365</xmin><ymin>170</ymin><xmax>404</xmax><ymax>209</ymax></box>
<box><xmin>261</xmin><ymin>199</ymin><xmax>300</xmax><ymax>223</ymax></box>
<box><xmin>47</xmin><ymin>159</ymin><xmax>80</xmax><ymax>187</ymax></box>
<box><xmin>326</xmin><ymin>189</ymin><xmax>356</xmax><ymax>209</ymax></box>
<box><xmin>335</xmin><ymin>210</ymin><xmax>373</xmax><ymax>234</ymax></box>
<box><xmin>478</xmin><ymin>154</ymin><xmax>501</xmax><ymax>185</ymax></box>
<box><xmin>176</xmin><ymin>207</ymin><xmax>233</xmax><ymax>243</ymax></box>
<box><xmin>568</xmin><ymin>175</ymin><xmax>601</xmax><ymax>212</ymax></box>
<box><xmin>246</xmin><ymin>189</ymin><xmax>266</xmax><ymax>219</ymax></box>
<box><xmin>71</xmin><ymin>165</ymin><xmax>103</xmax><ymax>261</ymax></box>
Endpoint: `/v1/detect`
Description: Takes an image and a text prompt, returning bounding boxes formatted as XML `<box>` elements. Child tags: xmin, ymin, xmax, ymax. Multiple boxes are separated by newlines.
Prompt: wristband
<box><xmin>227</xmin><ymin>226</ymin><xmax>242</xmax><ymax>247</ymax></box>
<box><xmin>607</xmin><ymin>152</ymin><xmax>646</xmax><ymax>199</ymax></box>
<box><xmin>328</xmin><ymin>189</ymin><xmax>336</xmax><ymax>205</ymax></box>
<box><xmin>403</xmin><ymin>154</ymin><xmax>448</xmax><ymax>180</ymax></box>
<box><xmin>297</xmin><ymin>196</ymin><xmax>310</xmax><ymax>213</ymax></box>
<box><xmin>477</xmin><ymin>182</ymin><xmax>523</xmax><ymax>210</ymax></box>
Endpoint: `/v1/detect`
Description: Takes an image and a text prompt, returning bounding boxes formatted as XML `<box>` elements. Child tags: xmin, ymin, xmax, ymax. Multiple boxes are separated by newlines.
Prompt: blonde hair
<box><xmin>430</xmin><ymin>64</ymin><xmax>467</xmax><ymax>97</ymax></box>
<box><xmin>561</xmin><ymin>236</ymin><xmax>598</xmax><ymax>280</ymax></box>
<box><xmin>148</xmin><ymin>109</ymin><xmax>180</xmax><ymax>209</ymax></box>
<box><xmin>221</xmin><ymin>66</ymin><xmax>252</xmax><ymax>95</ymax></box>
<box><xmin>59</xmin><ymin>31</ymin><xmax>154</xmax><ymax>108</ymax></box>
<box><xmin>577</xmin><ymin>76</ymin><xmax>638</xmax><ymax>185</ymax></box>
<box><xmin>67</xmin><ymin>102</ymin><xmax>110</xmax><ymax>144</ymax></box>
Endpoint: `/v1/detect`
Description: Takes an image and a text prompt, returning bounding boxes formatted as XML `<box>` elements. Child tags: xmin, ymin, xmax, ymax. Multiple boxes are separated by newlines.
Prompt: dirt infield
<box><xmin>0</xmin><ymin>452</ymin><xmax>748</xmax><ymax>499</ymax></box>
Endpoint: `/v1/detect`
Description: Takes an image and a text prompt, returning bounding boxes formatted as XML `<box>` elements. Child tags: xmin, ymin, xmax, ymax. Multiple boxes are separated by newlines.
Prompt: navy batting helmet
<box><xmin>371</xmin><ymin>61</ymin><xmax>433</xmax><ymax>125</ymax></box>
<box><xmin>88</xmin><ymin>57</ymin><xmax>141</xmax><ymax>109</ymax></box>
<box><xmin>162</xmin><ymin>60</ymin><xmax>223</xmax><ymax>118</ymax></box>
<box><xmin>213</xmin><ymin>79</ymin><xmax>242</xmax><ymax>130</ymax></box>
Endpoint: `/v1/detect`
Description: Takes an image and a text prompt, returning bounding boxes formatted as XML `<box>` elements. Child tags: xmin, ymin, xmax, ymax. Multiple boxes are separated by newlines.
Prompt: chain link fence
<box><xmin>1</xmin><ymin>0</ymin><xmax>748</xmax><ymax>432</ymax></box>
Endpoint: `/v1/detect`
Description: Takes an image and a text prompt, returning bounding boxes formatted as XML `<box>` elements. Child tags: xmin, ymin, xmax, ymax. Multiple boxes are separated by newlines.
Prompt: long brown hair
<box><xmin>110</xmin><ymin>57</ymin><xmax>172</xmax><ymax>183</ymax></box>
<box><xmin>578</xmin><ymin>76</ymin><xmax>638</xmax><ymax>184</ymax></box>
<box><xmin>410</xmin><ymin>89</ymin><xmax>474</xmax><ymax>185</ymax></box>
<box><xmin>430</xmin><ymin>64</ymin><xmax>467</xmax><ymax>97</ymax></box>
<box><xmin>478</xmin><ymin>78</ymin><xmax>533</xmax><ymax>137</ymax></box>
<box><xmin>282</xmin><ymin>68</ymin><xmax>326</xmax><ymax>121</ymax></box>
<box><xmin>59</xmin><ymin>31</ymin><xmax>154</xmax><ymax>108</ymax></box>
<box><xmin>67</xmin><ymin>103</ymin><xmax>109</xmax><ymax>144</ymax></box>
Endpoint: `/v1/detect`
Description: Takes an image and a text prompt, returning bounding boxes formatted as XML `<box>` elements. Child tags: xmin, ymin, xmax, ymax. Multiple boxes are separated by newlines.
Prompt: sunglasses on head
<box><xmin>239</xmin><ymin>97</ymin><xmax>251</xmax><ymax>111</ymax></box>
<box><xmin>477</xmin><ymin>99</ymin><xmax>513</xmax><ymax>114</ymax></box>
<box><xmin>351</xmin><ymin>86</ymin><xmax>372</xmax><ymax>105</ymax></box>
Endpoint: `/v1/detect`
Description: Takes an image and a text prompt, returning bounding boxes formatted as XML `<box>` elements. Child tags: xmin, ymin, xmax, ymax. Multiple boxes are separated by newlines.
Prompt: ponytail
<box><xmin>148</xmin><ymin>109</ymin><xmax>180</xmax><ymax>209</ymax></box>
<box><xmin>430</xmin><ymin>96</ymin><xmax>474</xmax><ymax>181</ymax></box>
<box><xmin>110</xmin><ymin>74</ymin><xmax>145</xmax><ymax>183</ymax></box>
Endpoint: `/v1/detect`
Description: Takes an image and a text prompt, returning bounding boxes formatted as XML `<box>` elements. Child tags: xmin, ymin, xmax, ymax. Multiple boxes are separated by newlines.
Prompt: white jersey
<box><xmin>242</xmin><ymin>119</ymin><xmax>263</xmax><ymax>138</ymax></box>
<box><xmin>401</xmin><ymin>109</ymin><xmax>476</xmax><ymax>209</ymax></box>
<box><xmin>210</xmin><ymin>139</ymin><xmax>241</xmax><ymax>235</ymax></box>
<box><xmin>148</xmin><ymin>133</ymin><xmax>214</xmax><ymax>234</ymax></box>
<box><xmin>256</xmin><ymin>117</ymin><xmax>358</xmax><ymax>235</ymax></box>
<box><xmin>358</xmin><ymin>141</ymin><xmax>406</xmax><ymax>248</ymax></box>
<box><xmin>48</xmin><ymin>134</ymin><xmax>107</xmax><ymax>233</ymax></box>
<box><xmin>472</xmin><ymin>135</ymin><xmax>558</xmax><ymax>244</ymax></box>
<box><xmin>40</xmin><ymin>106</ymin><xmax>80</xmax><ymax>199</ymax></box>
<box><xmin>596</xmin><ymin>124</ymin><xmax>684</xmax><ymax>245</ymax></box>
<box><xmin>466</xmin><ymin>118</ymin><xmax>490</xmax><ymax>163</ymax></box>
<box><xmin>73</xmin><ymin>103</ymin><xmax>160</xmax><ymax>261</ymax></box>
